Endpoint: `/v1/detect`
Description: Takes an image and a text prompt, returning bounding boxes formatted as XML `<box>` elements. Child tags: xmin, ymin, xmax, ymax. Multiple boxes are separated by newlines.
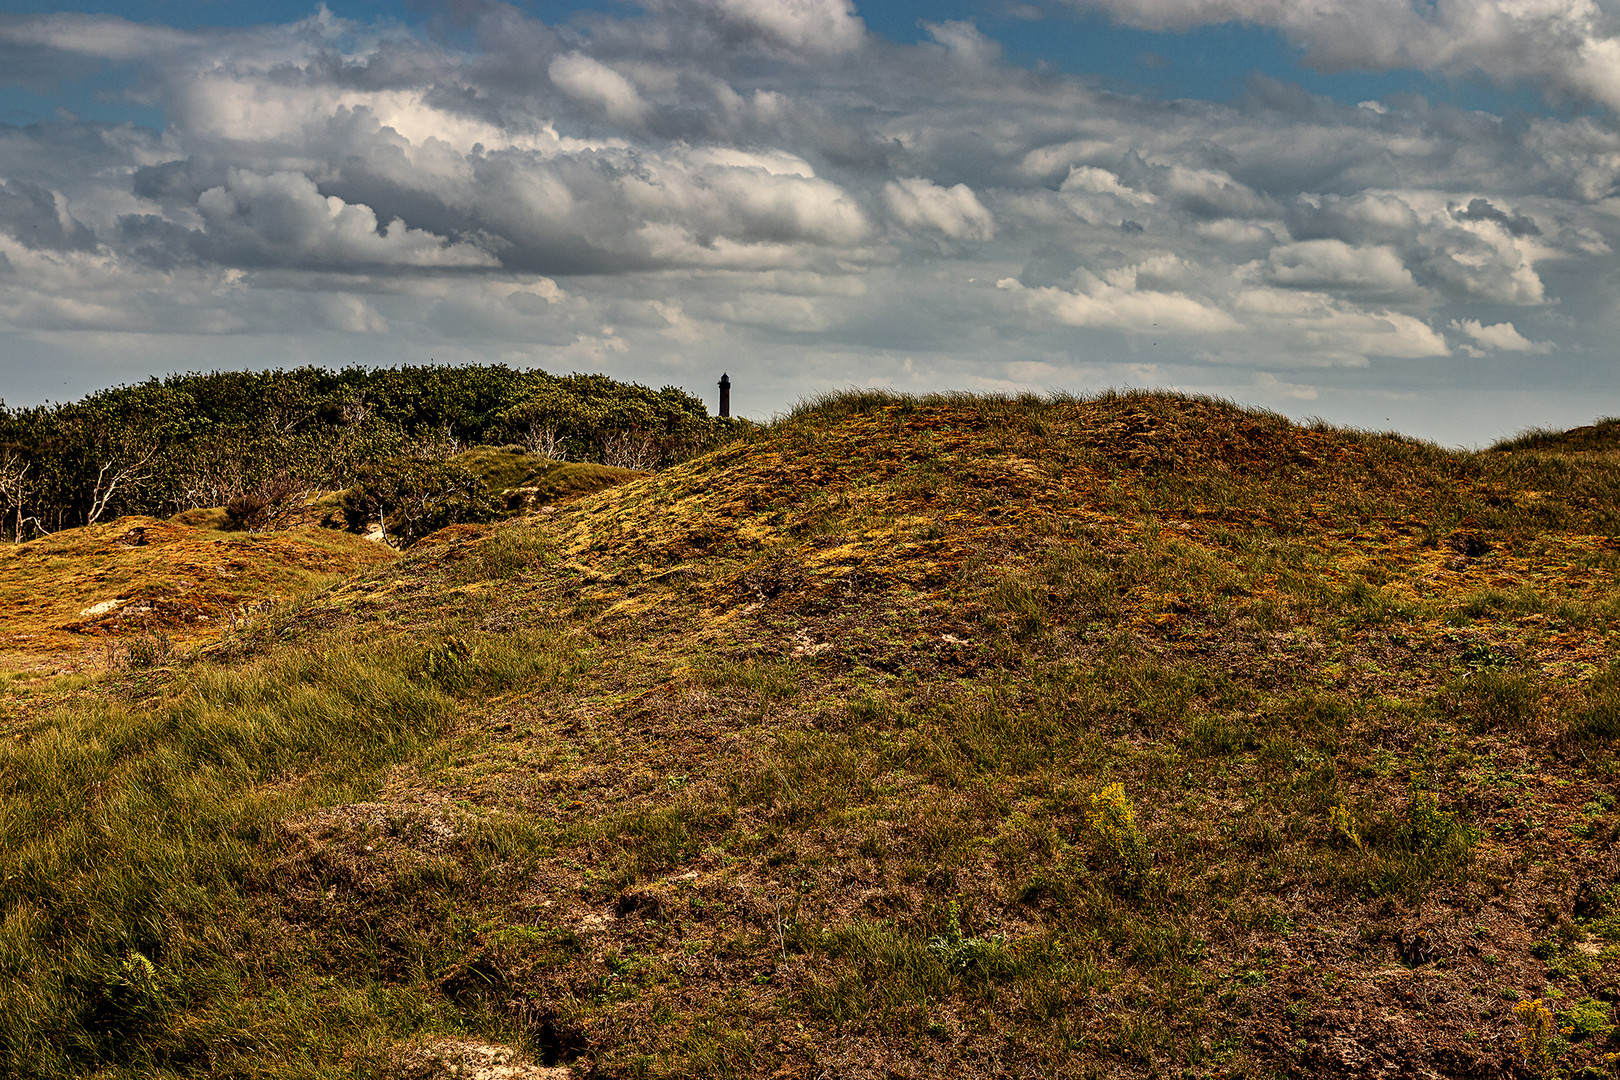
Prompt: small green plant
<box><xmin>1563</xmin><ymin>997</ymin><xmax>1615</xmax><ymax>1041</ymax></box>
<box><xmin>1327</xmin><ymin>780</ymin><xmax>1477</xmax><ymax>897</ymax></box>
<box><xmin>1087</xmin><ymin>782</ymin><xmax>1151</xmax><ymax>886</ymax></box>
<box><xmin>927</xmin><ymin>901</ymin><xmax>1008</xmax><ymax>973</ymax></box>
<box><xmin>461</xmin><ymin>528</ymin><xmax>548</xmax><ymax>582</ymax></box>
<box><xmin>125</xmin><ymin>629</ymin><xmax>173</xmax><ymax>669</ymax></box>
<box><xmin>1564</xmin><ymin>665</ymin><xmax>1620</xmax><ymax>745</ymax></box>
<box><xmin>1403</xmin><ymin>786</ymin><xmax>1468</xmax><ymax>851</ymax></box>
<box><xmin>1447</xmin><ymin>669</ymin><xmax>1540</xmax><ymax>731</ymax></box>
<box><xmin>1461</xmin><ymin>642</ymin><xmax>1515</xmax><ymax>670</ymax></box>
<box><xmin>1328</xmin><ymin>801</ymin><xmax>1363</xmax><ymax>850</ymax></box>
<box><xmin>421</xmin><ymin>635</ymin><xmax>476</xmax><ymax>692</ymax></box>
<box><xmin>111</xmin><ymin>949</ymin><xmax>165</xmax><ymax>1014</ymax></box>
<box><xmin>1534</xmin><ymin>937</ymin><xmax>1600</xmax><ymax>980</ymax></box>
<box><xmin>987</xmin><ymin>574</ymin><xmax>1049</xmax><ymax>643</ymax></box>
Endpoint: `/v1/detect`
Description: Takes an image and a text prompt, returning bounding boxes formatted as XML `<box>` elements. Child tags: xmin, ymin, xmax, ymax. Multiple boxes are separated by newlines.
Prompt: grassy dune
<box><xmin>0</xmin><ymin>517</ymin><xmax>397</xmax><ymax>676</ymax></box>
<box><xmin>2</xmin><ymin>390</ymin><xmax>1619</xmax><ymax>1078</ymax></box>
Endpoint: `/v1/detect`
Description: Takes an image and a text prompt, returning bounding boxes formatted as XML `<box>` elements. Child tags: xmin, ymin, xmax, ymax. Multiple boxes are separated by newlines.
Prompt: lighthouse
<box><xmin>718</xmin><ymin>372</ymin><xmax>731</xmax><ymax>418</ymax></box>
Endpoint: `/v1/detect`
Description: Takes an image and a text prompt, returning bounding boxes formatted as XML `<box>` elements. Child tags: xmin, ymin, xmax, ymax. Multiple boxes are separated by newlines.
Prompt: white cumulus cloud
<box><xmin>884</xmin><ymin>177</ymin><xmax>995</xmax><ymax>241</ymax></box>
<box><xmin>0</xmin><ymin>12</ymin><xmax>197</xmax><ymax>60</ymax></box>
<box><xmin>548</xmin><ymin>53</ymin><xmax>652</xmax><ymax>126</ymax></box>
<box><xmin>651</xmin><ymin>0</ymin><xmax>866</xmax><ymax>54</ymax></box>
<box><xmin>704</xmin><ymin>0</ymin><xmax>864</xmax><ymax>53</ymax></box>
<box><xmin>1263</xmin><ymin>239</ymin><xmax>1423</xmax><ymax>299</ymax></box>
<box><xmin>194</xmin><ymin>170</ymin><xmax>497</xmax><ymax>269</ymax></box>
<box><xmin>998</xmin><ymin>274</ymin><xmax>1239</xmax><ymax>334</ymax></box>
<box><xmin>1451</xmin><ymin>318</ymin><xmax>1556</xmax><ymax>352</ymax></box>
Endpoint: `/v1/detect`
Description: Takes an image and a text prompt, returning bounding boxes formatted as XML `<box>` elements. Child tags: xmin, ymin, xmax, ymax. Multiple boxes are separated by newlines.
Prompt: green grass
<box><xmin>0</xmin><ymin>630</ymin><xmax>569</xmax><ymax>1077</ymax></box>
<box><xmin>1490</xmin><ymin>417</ymin><xmax>1620</xmax><ymax>455</ymax></box>
<box><xmin>6</xmin><ymin>389</ymin><xmax>1620</xmax><ymax>1078</ymax></box>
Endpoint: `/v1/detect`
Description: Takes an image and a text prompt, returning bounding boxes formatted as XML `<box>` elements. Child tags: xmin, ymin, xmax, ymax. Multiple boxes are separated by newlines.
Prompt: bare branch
<box><xmin>0</xmin><ymin>454</ymin><xmax>27</xmax><ymax>543</ymax></box>
<box><xmin>86</xmin><ymin>445</ymin><xmax>157</xmax><ymax>526</ymax></box>
<box><xmin>599</xmin><ymin>428</ymin><xmax>659</xmax><ymax>471</ymax></box>
<box><xmin>524</xmin><ymin>423</ymin><xmax>564</xmax><ymax>461</ymax></box>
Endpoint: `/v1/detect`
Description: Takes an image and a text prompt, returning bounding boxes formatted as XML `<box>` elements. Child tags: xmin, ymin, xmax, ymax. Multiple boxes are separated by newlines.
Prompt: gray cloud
<box><xmin>1452</xmin><ymin>197</ymin><xmax>1542</xmax><ymax>237</ymax></box>
<box><xmin>0</xmin><ymin>179</ymin><xmax>97</xmax><ymax>252</ymax></box>
<box><xmin>1062</xmin><ymin>0</ymin><xmax>1620</xmax><ymax>113</ymax></box>
<box><xmin>0</xmin><ymin>2</ymin><xmax>1617</xmax><ymax>442</ymax></box>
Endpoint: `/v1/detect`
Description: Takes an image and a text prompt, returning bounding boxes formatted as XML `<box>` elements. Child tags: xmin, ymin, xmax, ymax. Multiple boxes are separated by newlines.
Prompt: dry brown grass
<box><xmin>5</xmin><ymin>391</ymin><xmax>1620</xmax><ymax>1079</ymax></box>
<box><xmin>0</xmin><ymin>516</ymin><xmax>396</xmax><ymax>675</ymax></box>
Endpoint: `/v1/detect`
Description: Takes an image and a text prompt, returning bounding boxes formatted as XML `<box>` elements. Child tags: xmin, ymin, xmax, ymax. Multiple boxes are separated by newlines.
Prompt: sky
<box><xmin>1</xmin><ymin>1</ymin><xmax>1619</xmax><ymax>444</ymax></box>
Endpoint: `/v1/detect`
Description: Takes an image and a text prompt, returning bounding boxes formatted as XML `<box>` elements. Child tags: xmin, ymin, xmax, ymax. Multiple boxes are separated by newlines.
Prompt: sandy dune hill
<box><xmin>0</xmin><ymin>516</ymin><xmax>397</xmax><ymax>673</ymax></box>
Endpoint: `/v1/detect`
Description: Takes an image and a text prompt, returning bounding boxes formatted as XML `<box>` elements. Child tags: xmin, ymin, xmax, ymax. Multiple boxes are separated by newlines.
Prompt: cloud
<box><xmin>650</xmin><ymin>0</ymin><xmax>867</xmax><ymax>55</ymax></box>
<box><xmin>710</xmin><ymin>0</ymin><xmax>865</xmax><ymax>53</ymax></box>
<box><xmin>1156</xmin><ymin>164</ymin><xmax>1273</xmax><ymax>220</ymax></box>
<box><xmin>548</xmin><ymin>53</ymin><xmax>651</xmax><ymax>126</ymax></box>
<box><xmin>1451</xmin><ymin>197</ymin><xmax>1541</xmax><ymax>237</ymax></box>
<box><xmin>632</xmin><ymin>151</ymin><xmax>870</xmax><ymax>248</ymax></box>
<box><xmin>1263</xmin><ymin>239</ymin><xmax>1423</xmax><ymax>300</ymax></box>
<box><xmin>922</xmin><ymin>20</ymin><xmax>1004</xmax><ymax>66</ymax></box>
<box><xmin>997</xmin><ymin>273</ymin><xmax>1239</xmax><ymax>334</ymax></box>
<box><xmin>161</xmin><ymin>105</ymin><xmax>873</xmax><ymax>276</ymax></box>
<box><xmin>1450</xmin><ymin>317</ymin><xmax>1555</xmax><ymax>352</ymax></box>
<box><xmin>1062</xmin><ymin>0</ymin><xmax>1620</xmax><ymax>112</ymax></box>
<box><xmin>1254</xmin><ymin>371</ymin><xmax>1318</xmax><ymax>400</ymax></box>
<box><xmin>1228</xmin><ymin>287</ymin><xmax>1451</xmax><ymax>362</ymax></box>
<box><xmin>189</xmin><ymin>169</ymin><xmax>498</xmax><ymax>270</ymax></box>
<box><xmin>883</xmin><ymin>177</ymin><xmax>995</xmax><ymax>240</ymax></box>
<box><xmin>0</xmin><ymin>179</ymin><xmax>97</xmax><ymax>252</ymax></box>
<box><xmin>0</xmin><ymin>12</ymin><xmax>197</xmax><ymax>61</ymax></box>
<box><xmin>2</xmin><ymin>1</ymin><xmax>1619</xmax><ymax>441</ymax></box>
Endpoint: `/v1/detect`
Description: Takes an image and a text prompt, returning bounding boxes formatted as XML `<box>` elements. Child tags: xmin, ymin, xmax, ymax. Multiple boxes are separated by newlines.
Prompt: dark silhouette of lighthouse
<box><xmin>718</xmin><ymin>372</ymin><xmax>731</xmax><ymax>418</ymax></box>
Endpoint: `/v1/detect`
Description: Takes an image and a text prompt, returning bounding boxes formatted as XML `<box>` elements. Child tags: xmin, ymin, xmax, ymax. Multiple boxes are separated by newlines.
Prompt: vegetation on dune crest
<box><xmin>0</xmin><ymin>437</ymin><xmax>648</xmax><ymax>677</ymax></box>
<box><xmin>3</xmin><ymin>388</ymin><xmax>1620</xmax><ymax>1078</ymax></box>
<box><xmin>0</xmin><ymin>365</ymin><xmax>743</xmax><ymax>537</ymax></box>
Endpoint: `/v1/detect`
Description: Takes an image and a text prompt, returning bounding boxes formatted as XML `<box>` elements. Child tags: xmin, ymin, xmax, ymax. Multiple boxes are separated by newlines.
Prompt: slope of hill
<box><xmin>0</xmin><ymin>450</ymin><xmax>642</xmax><ymax>681</ymax></box>
<box><xmin>1492</xmin><ymin>418</ymin><xmax>1620</xmax><ymax>456</ymax></box>
<box><xmin>3</xmin><ymin>391</ymin><xmax>1619</xmax><ymax>1079</ymax></box>
<box><xmin>0</xmin><ymin>516</ymin><xmax>397</xmax><ymax>675</ymax></box>
<box><xmin>444</xmin><ymin>447</ymin><xmax>644</xmax><ymax>515</ymax></box>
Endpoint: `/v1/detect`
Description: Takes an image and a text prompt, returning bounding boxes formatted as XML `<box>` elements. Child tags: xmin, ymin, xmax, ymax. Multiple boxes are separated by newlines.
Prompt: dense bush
<box><xmin>223</xmin><ymin>471</ymin><xmax>308</xmax><ymax>533</ymax></box>
<box><xmin>0</xmin><ymin>364</ymin><xmax>738</xmax><ymax>536</ymax></box>
<box><xmin>340</xmin><ymin>458</ymin><xmax>498</xmax><ymax>546</ymax></box>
